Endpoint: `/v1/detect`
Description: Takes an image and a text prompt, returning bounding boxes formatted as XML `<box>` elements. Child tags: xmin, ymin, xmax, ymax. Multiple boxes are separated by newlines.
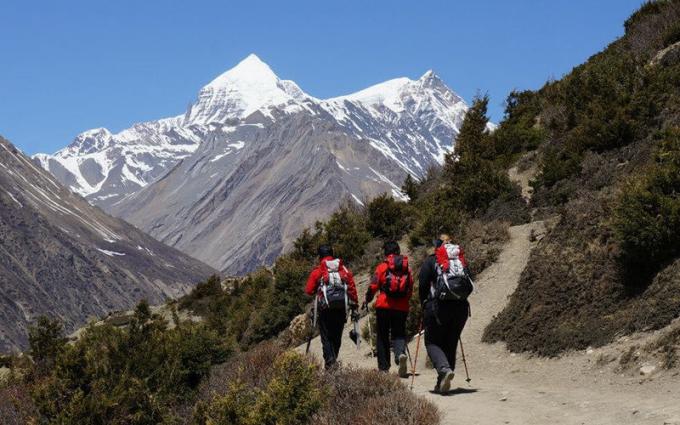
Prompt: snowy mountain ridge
<box><xmin>35</xmin><ymin>54</ymin><xmax>478</xmax><ymax>273</ymax></box>
<box><xmin>35</xmin><ymin>54</ymin><xmax>470</xmax><ymax>209</ymax></box>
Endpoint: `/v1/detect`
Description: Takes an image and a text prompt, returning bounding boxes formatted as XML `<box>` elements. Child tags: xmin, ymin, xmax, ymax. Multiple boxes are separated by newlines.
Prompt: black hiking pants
<box><xmin>424</xmin><ymin>299</ymin><xmax>469</xmax><ymax>374</ymax></box>
<box><xmin>375</xmin><ymin>308</ymin><xmax>408</xmax><ymax>371</ymax></box>
<box><xmin>318</xmin><ymin>308</ymin><xmax>346</xmax><ymax>369</ymax></box>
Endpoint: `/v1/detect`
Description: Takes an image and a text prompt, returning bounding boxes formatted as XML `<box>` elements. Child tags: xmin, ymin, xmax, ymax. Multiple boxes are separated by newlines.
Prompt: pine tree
<box><xmin>401</xmin><ymin>174</ymin><xmax>418</xmax><ymax>201</ymax></box>
<box><xmin>444</xmin><ymin>94</ymin><xmax>491</xmax><ymax>176</ymax></box>
<box><xmin>442</xmin><ymin>94</ymin><xmax>512</xmax><ymax>214</ymax></box>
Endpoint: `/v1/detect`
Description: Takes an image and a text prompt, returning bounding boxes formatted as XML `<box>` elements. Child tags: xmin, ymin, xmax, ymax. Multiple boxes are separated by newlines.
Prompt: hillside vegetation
<box><xmin>484</xmin><ymin>0</ymin><xmax>680</xmax><ymax>356</ymax></box>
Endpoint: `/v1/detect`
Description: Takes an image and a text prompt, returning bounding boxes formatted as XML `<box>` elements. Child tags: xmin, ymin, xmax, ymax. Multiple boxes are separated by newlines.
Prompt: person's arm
<box><xmin>304</xmin><ymin>268</ymin><xmax>320</xmax><ymax>296</ymax></box>
<box><xmin>418</xmin><ymin>257</ymin><xmax>435</xmax><ymax>305</ymax></box>
<box><xmin>344</xmin><ymin>267</ymin><xmax>359</xmax><ymax>304</ymax></box>
<box><xmin>364</xmin><ymin>265</ymin><xmax>382</xmax><ymax>305</ymax></box>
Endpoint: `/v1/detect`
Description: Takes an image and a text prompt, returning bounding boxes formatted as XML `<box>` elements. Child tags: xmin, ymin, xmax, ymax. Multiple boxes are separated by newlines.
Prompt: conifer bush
<box><xmin>366</xmin><ymin>193</ymin><xmax>409</xmax><ymax>240</ymax></box>
<box><xmin>614</xmin><ymin>131</ymin><xmax>680</xmax><ymax>279</ymax></box>
<box><xmin>30</xmin><ymin>302</ymin><xmax>229</xmax><ymax>424</ymax></box>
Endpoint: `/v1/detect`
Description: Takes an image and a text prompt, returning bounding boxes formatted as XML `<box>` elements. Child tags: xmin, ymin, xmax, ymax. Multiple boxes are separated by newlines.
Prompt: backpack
<box><xmin>380</xmin><ymin>255</ymin><xmax>410</xmax><ymax>298</ymax></box>
<box><xmin>318</xmin><ymin>258</ymin><xmax>349</xmax><ymax>310</ymax></box>
<box><xmin>433</xmin><ymin>244</ymin><xmax>473</xmax><ymax>301</ymax></box>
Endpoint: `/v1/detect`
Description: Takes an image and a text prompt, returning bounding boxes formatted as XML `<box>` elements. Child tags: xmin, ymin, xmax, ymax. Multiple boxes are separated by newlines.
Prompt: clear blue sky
<box><xmin>1</xmin><ymin>0</ymin><xmax>644</xmax><ymax>154</ymax></box>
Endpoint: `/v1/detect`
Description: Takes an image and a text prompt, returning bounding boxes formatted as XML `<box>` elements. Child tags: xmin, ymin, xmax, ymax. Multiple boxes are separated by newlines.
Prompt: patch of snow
<box><xmin>96</xmin><ymin>248</ymin><xmax>126</xmax><ymax>257</ymax></box>
<box><xmin>2</xmin><ymin>189</ymin><xmax>22</xmax><ymax>207</ymax></box>
<box><xmin>210</xmin><ymin>152</ymin><xmax>231</xmax><ymax>162</ymax></box>
<box><xmin>329</xmin><ymin>77</ymin><xmax>411</xmax><ymax>114</ymax></box>
<box><xmin>336</xmin><ymin>160</ymin><xmax>350</xmax><ymax>173</ymax></box>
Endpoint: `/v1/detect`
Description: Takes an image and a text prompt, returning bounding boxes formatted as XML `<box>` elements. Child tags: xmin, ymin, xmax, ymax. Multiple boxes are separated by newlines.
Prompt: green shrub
<box><xmin>401</xmin><ymin>174</ymin><xmax>419</xmax><ymax>201</ymax></box>
<box><xmin>179</xmin><ymin>275</ymin><xmax>223</xmax><ymax>315</ymax></box>
<box><xmin>202</xmin><ymin>380</ymin><xmax>257</xmax><ymax>425</ymax></box>
<box><xmin>252</xmin><ymin>351</ymin><xmax>326</xmax><ymax>425</ymax></box>
<box><xmin>532</xmin><ymin>146</ymin><xmax>582</xmax><ymax>189</ymax></box>
<box><xmin>198</xmin><ymin>351</ymin><xmax>326</xmax><ymax>425</ymax></box>
<box><xmin>614</xmin><ymin>131</ymin><xmax>680</xmax><ymax>278</ymax></box>
<box><xmin>324</xmin><ymin>201</ymin><xmax>371</xmax><ymax>262</ymax></box>
<box><xmin>366</xmin><ymin>193</ymin><xmax>409</xmax><ymax>240</ymax></box>
<box><xmin>624</xmin><ymin>1</ymin><xmax>666</xmax><ymax>33</ymax></box>
<box><xmin>27</xmin><ymin>316</ymin><xmax>66</xmax><ymax>376</ymax></box>
<box><xmin>662</xmin><ymin>21</ymin><xmax>680</xmax><ymax>47</ymax></box>
<box><xmin>491</xmin><ymin>90</ymin><xmax>546</xmax><ymax>160</ymax></box>
<box><xmin>31</xmin><ymin>301</ymin><xmax>229</xmax><ymax>424</ymax></box>
<box><xmin>292</xmin><ymin>223</ymin><xmax>326</xmax><ymax>261</ymax></box>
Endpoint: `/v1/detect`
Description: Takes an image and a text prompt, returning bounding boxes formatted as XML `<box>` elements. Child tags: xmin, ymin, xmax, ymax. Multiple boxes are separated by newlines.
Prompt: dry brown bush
<box><xmin>461</xmin><ymin>219</ymin><xmax>511</xmax><ymax>276</ymax></box>
<box><xmin>0</xmin><ymin>383</ymin><xmax>38</xmax><ymax>425</ymax></box>
<box><xmin>197</xmin><ymin>341</ymin><xmax>285</xmax><ymax>401</ymax></box>
<box><xmin>314</xmin><ymin>366</ymin><xmax>440</xmax><ymax>425</ymax></box>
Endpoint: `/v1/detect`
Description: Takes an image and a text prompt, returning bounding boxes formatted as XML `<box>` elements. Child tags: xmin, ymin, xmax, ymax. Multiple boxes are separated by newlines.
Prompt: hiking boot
<box><xmin>397</xmin><ymin>354</ymin><xmax>408</xmax><ymax>378</ymax></box>
<box><xmin>438</xmin><ymin>369</ymin><xmax>455</xmax><ymax>394</ymax></box>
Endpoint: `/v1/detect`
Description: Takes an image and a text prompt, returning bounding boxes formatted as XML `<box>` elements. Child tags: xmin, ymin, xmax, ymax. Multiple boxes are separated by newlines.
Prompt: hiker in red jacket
<box><xmin>364</xmin><ymin>240</ymin><xmax>413</xmax><ymax>377</ymax></box>
<box><xmin>305</xmin><ymin>244</ymin><xmax>358</xmax><ymax>369</ymax></box>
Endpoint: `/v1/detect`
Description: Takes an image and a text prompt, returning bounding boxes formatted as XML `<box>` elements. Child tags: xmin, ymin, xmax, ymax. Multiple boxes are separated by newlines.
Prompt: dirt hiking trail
<box><xmin>298</xmin><ymin>220</ymin><xmax>680</xmax><ymax>424</ymax></box>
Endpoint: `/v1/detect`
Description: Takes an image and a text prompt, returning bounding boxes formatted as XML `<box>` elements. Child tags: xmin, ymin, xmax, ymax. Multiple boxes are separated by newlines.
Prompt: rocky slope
<box><xmin>0</xmin><ymin>136</ymin><xmax>215</xmax><ymax>352</ymax></box>
<box><xmin>37</xmin><ymin>54</ymin><xmax>473</xmax><ymax>273</ymax></box>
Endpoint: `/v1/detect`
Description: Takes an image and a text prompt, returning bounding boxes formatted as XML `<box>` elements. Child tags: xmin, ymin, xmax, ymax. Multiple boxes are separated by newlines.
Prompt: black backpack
<box><xmin>434</xmin><ymin>272</ymin><xmax>473</xmax><ymax>301</ymax></box>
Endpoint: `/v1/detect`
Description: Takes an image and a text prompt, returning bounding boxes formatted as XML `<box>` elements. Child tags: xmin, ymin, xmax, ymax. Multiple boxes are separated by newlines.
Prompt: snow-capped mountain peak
<box><xmin>36</xmin><ymin>56</ymin><xmax>477</xmax><ymax>261</ymax></box>
<box><xmin>329</xmin><ymin>77</ymin><xmax>412</xmax><ymax>114</ymax></box>
<box><xmin>203</xmin><ymin>54</ymin><xmax>278</xmax><ymax>92</ymax></box>
<box><xmin>186</xmin><ymin>53</ymin><xmax>311</xmax><ymax>125</ymax></box>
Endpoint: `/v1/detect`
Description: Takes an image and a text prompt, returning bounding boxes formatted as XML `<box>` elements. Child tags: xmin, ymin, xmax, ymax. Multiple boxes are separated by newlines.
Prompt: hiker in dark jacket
<box><xmin>364</xmin><ymin>241</ymin><xmax>414</xmax><ymax>377</ymax></box>
<box><xmin>418</xmin><ymin>234</ymin><xmax>472</xmax><ymax>393</ymax></box>
<box><xmin>305</xmin><ymin>244</ymin><xmax>358</xmax><ymax>369</ymax></box>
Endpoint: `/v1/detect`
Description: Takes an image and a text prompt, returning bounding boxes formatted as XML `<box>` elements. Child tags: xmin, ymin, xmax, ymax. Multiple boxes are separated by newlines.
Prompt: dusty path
<box><xmin>298</xmin><ymin>220</ymin><xmax>680</xmax><ymax>425</ymax></box>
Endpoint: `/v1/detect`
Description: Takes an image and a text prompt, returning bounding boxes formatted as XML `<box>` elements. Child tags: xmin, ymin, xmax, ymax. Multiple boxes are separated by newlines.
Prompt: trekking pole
<box><xmin>409</xmin><ymin>320</ymin><xmax>424</xmax><ymax>391</ymax></box>
<box><xmin>305</xmin><ymin>297</ymin><xmax>318</xmax><ymax>355</ymax></box>
<box><xmin>459</xmin><ymin>338</ymin><xmax>471</xmax><ymax>385</ymax></box>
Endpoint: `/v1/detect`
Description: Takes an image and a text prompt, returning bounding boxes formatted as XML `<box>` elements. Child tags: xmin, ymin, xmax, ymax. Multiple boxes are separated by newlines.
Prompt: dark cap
<box><xmin>383</xmin><ymin>240</ymin><xmax>400</xmax><ymax>256</ymax></box>
<box><xmin>318</xmin><ymin>244</ymin><xmax>334</xmax><ymax>259</ymax></box>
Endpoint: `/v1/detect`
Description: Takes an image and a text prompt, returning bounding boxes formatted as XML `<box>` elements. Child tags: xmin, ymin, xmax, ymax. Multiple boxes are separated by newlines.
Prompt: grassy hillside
<box><xmin>483</xmin><ymin>0</ymin><xmax>680</xmax><ymax>356</ymax></box>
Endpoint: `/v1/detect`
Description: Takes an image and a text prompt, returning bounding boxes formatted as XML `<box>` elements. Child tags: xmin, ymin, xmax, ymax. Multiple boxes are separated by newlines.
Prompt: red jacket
<box><xmin>367</xmin><ymin>255</ymin><xmax>414</xmax><ymax>312</ymax></box>
<box><xmin>305</xmin><ymin>256</ymin><xmax>358</xmax><ymax>303</ymax></box>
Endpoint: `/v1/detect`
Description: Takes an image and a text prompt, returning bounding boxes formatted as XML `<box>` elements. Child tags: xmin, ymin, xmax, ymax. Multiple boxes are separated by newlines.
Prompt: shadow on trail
<box><xmin>428</xmin><ymin>387</ymin><xmax>479</xmax><ymax>396</ymax></box>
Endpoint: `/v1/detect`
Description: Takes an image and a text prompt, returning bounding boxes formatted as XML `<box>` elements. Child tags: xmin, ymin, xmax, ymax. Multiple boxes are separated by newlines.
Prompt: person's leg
<box><xmin>317</xmin><ymin>310</ymin><xmax>337</xmax><ymax>369</ymax></box>
<box><xmin>424</xmin><ymin>302</ymin><xmax>450</xmax><ymax>374</ymax></box>
<box><xmin>375</xmin><ymin>308</ymin><xmax>391</xmax><ymax>371</ymax></box>
<box><xmin>391</xmin><ymin>310</ymin><xmax>408</xmax><ymax>377</ymax></box>
<box><xmin>424</xmin><ymin>301</ymin><xmax>455</xmax><ymax>393</ymax></box>
<box><xmin>444</xmin><ymin>302</ymin><xmax>469</xmax><ymax>372</ymax></box>
<box><xmin>391</xmin><ymin>310</ymin><xmax>407</xmax><ymax>361</ymax></box>
<box><xmin>330</xmin><ymin>309</ymin><xmax>346</xmax><ymax>362</ymax></box>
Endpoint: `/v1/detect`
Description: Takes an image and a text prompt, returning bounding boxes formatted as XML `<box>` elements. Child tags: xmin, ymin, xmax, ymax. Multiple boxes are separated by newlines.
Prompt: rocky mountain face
<box><xmin>0</xmin><ymin>136</ymin><xmax>215</xmax><ymax>352</ymax></box>
<box><xmin>37</xmin><ymin>54</ymin><xmax>473</xmax><ymax>274</ymax></box>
